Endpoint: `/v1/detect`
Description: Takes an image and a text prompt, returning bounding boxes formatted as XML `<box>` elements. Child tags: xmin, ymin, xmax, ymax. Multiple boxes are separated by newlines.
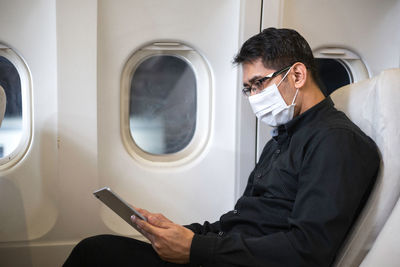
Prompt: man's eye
<box><xmin>254</xmin><ymin>80</ymin><xmax>262</xmax><ymax>88</ymax></box>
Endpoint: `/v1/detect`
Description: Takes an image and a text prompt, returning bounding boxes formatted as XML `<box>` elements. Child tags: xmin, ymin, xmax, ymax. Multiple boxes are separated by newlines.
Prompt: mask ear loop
<box><xmin>291</xmin><ymin>88</ymin><xmax>299</xmax><ymax>105</ymax></box>
<box><xmin>277</xmin><ymin>66</ymin><xmax>293</xmax><ymax>87</ymax></box>
<box><xmin>277</xmin><ymin>65</ymin><xmax>298</xmax><ymax>106</ymax></box>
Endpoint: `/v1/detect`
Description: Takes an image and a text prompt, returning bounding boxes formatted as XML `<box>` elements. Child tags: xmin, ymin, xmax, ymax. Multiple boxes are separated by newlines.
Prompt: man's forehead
<box><xmin>242</xmin><ymin>60</ymin><xmax>276</xmax><ymax>85</ymax></box>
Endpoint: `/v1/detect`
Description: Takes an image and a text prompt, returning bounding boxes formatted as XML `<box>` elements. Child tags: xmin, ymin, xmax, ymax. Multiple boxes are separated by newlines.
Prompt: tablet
<box><xmin>93</xmin><ymin>187</ymin><xmax>147</xmax><ymax>232</ymax></box>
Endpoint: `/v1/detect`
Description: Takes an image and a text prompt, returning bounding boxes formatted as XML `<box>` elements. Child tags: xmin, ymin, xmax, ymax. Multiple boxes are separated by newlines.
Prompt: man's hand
<box><xmin>131</xmin><ymin>208</ymin><xmax>194</xmax><ymax>264</ymax></box>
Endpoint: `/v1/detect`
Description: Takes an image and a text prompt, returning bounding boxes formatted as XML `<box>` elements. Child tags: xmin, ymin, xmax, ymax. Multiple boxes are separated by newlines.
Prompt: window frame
<box><xmin>313</xmin><ymin>46</ymin><xmax>370</xmax><ymax>84</ymax></box>
<box><xmin>0</xmin><ymin>44</ymin><xmax>33</xmax><ymax>170</ymax></box>
<box><xmin>120</xmin><ymin>42</ymin><xmax>212</xmax><ymax>166</ymax></box>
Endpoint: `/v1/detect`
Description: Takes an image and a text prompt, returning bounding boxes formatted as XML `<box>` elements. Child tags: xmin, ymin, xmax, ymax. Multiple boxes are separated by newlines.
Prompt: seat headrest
<box><xmin>331</xmin><ymin>68</ymin><xmax>400</xmax><ymax>266</ymax></box>
<box><xmin>0</xmin><ymin>85</ymin><xmax>5</xmax><ymax>127</ymax></box>
<box><xmin>331</xmin><ymin>68</ymin><xmax>400</xmax><ymax>141</ymax></box>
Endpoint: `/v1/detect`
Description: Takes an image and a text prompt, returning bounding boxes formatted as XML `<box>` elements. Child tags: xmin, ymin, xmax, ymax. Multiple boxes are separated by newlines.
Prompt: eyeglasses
<box><xmin>242</xmin><ymin>66</ymin><xmax>291</xmax><ymax>96</ymax></box>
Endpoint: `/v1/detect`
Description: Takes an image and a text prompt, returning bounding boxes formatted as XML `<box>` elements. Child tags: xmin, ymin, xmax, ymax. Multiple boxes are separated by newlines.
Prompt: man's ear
<box><xmin>291</xmin><ymin>62</ymin><xmax>307</xmax><ymax>89</ymax></box>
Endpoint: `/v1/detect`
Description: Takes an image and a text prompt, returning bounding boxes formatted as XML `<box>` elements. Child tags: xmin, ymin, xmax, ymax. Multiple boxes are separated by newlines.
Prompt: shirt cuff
<box><xmin>190</xmin><ymin>234</ymin><xmax>217</xmax><ymax>265</ymax></box>
<box><xmin>184</xmin><ymin>224</ymin><xmax>196</xmax><ymax>232</ymax></box>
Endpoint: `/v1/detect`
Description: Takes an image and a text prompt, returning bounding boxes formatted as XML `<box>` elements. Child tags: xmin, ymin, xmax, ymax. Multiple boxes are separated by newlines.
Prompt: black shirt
<box><xmin>187</xmin><ymin>97</ymin><xmax>380</xmax><ymax>267</ymax></box>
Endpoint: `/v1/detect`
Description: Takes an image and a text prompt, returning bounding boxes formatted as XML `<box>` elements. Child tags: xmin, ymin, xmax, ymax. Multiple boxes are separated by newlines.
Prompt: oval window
<box><xmin>0</xmin><ymin>45</ymin><xmax>32</xmax><ymax>169</ymax></box>
<box><xmin>314</xmin><ymin>47</ymin><xmax>370</xmax><ymax>95</ymax></box>
<box><xmin>121</xmin><ymin>42</ymin><xmax>211</xmax><ymax>165</ymax></box>
<box><xmin>129</xmin><ymin>55</ymin><xmax>197</xmax><ymax>154</ymax></box>
<box><xmin>0</xmin><ymin>56</ymin><xmax>22</xmax><ymax>158</ymax></box>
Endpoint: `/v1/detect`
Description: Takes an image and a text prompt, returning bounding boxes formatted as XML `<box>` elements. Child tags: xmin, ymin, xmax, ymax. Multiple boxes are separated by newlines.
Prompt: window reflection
<box><xmin>129</xmin><ymin>55</ymin><xmax>197</xmax><ymax>155</ymax></box>
<box><xmin>0</xmin><ymin>56</ymin><xmax>22</xmax><ymax>158</ymax></box>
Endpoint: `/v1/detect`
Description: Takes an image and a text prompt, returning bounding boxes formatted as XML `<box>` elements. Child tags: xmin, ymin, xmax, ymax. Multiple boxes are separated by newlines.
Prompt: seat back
<box><xmin>331</xmin><ymin>68</ymin><xmax>400</xmax><ymax>266</ymax></box>
<box><xmin>360</xmin><ymin>195</ymin><xmax>400</xmax><ymax>266</ymax></box>
<box><xmin>0</xmin><ymin>85</ymin><xmax>5</xmax><ymax>127</ymax></box>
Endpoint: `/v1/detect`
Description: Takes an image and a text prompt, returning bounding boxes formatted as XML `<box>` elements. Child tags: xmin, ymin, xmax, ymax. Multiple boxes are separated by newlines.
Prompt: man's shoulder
<box><xmin>310</xmin><ymin>107</ymin><xmax>359</xmax><ymax>132</ymax></box>
<box><xmin>299</xmin><ymin>108</ymin><xmax>376</xmax><ymax>148</ymax></box>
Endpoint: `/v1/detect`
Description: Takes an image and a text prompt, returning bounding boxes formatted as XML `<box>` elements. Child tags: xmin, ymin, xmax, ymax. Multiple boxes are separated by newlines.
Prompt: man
<box><xmin>64</xmin><ymin>28</ymin><xmax>380</xmax><ymax>267</ymax></box>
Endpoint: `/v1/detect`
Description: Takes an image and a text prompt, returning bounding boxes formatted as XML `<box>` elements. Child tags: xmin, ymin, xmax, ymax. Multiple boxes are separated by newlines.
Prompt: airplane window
<box><xmin>121</xmin><ymin>42</ymin><xmax>211</xmax><ymax>164</ymax></box>
<box><xmin>0</xmin><ymin>55</ymin><xmax>23</xmax><ymax>159</ymax></box>
<box><xmin>0</xmin><ymin>45</ymin><xmax>32</xmax><ymax>169</ymax></box>
<box><xmin>313</xmin><ymin>47</ymin><xmax>370</xmax><ymax>96</ymax></box>
<box><xmin>129</xmin><ymin>55</ymin><xmax>196</xmax><ymax>154</ymax></box>
<box><xmin>315</xmin><ymin>58</ymin><xmax>352</xmax><ymax>96</ymax></box>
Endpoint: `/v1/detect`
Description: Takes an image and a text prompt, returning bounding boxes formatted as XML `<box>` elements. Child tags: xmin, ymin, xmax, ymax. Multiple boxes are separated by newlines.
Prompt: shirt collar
<box><xmin>283</xmin><ymin>96</ymin><xmax>334</xmax><ymax>136</ymax></box>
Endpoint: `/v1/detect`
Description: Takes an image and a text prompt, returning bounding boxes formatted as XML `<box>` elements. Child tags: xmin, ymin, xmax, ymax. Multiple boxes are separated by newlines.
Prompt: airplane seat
<box><xmin>0</xmin><ymin>85</ymin><xmax>5</xmax><ymax>127</ymax></box>
<box><xmin>330</xmin><ymin>68</ymin><xmax>400</xmax><ymax>267</ymax></box>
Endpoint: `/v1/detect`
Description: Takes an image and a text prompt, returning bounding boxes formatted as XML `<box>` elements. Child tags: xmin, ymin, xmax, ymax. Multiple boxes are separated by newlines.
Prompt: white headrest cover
<box><xmin>331</xmin><ymin>68</ymin><xmax>400</xmax><ymax>266</ymax></box>
<box><xmin>0</xmin><ymin>85</ymin><xmax>6</xmax><ymax>127</ymax></box>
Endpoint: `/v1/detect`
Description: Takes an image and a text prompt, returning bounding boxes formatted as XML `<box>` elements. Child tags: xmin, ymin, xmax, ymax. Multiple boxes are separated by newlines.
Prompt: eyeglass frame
<box><xmin>242</xmin><ymin>65</ymin><xmax>291</xmax><ymax>96</ymax></box>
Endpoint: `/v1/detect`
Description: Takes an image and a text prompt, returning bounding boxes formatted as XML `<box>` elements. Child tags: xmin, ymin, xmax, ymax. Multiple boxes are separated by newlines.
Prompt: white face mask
<box><xmin>248</xmin><ymin>67</ymin><xmax>299</xmax><ymax>127</ymax></box>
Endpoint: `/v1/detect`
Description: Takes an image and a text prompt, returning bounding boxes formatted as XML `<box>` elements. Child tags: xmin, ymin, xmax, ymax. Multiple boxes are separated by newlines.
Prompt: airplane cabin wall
<box><xmin>98</xmin><ymin>0</ymin><xmax>236</xmax><ymax>233</ymax></box>
<box><xmin>0</xmin><ymin>0</ymin><xmax>260</xmax><ymax>266</ymax></box>
<box><xmin>0</xmin><ymin>0</ymin><xmax>59</xmax><ymax>266</ymax></box>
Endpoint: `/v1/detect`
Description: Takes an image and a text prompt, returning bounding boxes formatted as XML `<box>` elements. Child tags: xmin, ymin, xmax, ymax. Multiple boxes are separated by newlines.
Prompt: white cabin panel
<box><xmin>97</xmin><ymin>0</ymin><xmax>247</xmax><ymax>236</ymax></box>
<box><xmin>0</xmin><ymin>0</ymin><xmax>58</xmax><ymax>242</ymax></box>
<box><xmin>0</xmin><ymin>0</ymin><xmax>259</xmax><ymax>265</ymax></box>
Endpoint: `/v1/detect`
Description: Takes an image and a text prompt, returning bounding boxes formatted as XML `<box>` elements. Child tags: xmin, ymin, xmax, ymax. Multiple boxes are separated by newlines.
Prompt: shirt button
<box><xmin>233</xmin><ymin>209</ymin><xmax>238</xmax><ymax>214</ymax></box>
<box><xmin>218</xmin><ymin>231</ymin><xmax>224</xmax><ymax>236</ymax></box>
<box><xmin>255</xmin><ymin>172</ymin><xmax>262</xmax><ymax>178</ymax></box>
<box><xmin>275</xmin><ymin>149</ymin><xmax>281</xmax><ymax>154</ymax></box>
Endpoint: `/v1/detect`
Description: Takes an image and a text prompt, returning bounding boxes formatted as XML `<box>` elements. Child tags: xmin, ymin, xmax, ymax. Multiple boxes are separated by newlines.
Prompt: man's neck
<box><xmin>298</xmin><ymin>83</ymin><xmax>326</xmax><ymax>116</ymax></box>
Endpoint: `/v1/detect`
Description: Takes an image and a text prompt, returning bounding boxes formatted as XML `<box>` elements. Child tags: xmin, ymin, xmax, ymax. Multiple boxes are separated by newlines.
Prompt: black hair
<box><xmin>233</xmin><ymin>28</ymin><xmax>318</xmax><ymax>82</ymax></box>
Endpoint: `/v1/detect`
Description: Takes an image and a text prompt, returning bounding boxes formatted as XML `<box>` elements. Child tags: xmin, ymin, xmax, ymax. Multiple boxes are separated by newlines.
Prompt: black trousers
<box><xmin>63</xmin><ymin>235</ymin><xmax>194</xmax><ymax>267</ymax></box>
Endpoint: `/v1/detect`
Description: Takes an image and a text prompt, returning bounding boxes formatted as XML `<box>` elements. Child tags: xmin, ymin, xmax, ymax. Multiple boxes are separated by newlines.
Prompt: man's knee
<box><xmin>64</xmin><ymin>235</ymin><xmax>115</xmax><ymax>267</ymax></box>
<box><xmin>64</xmin><ymin>234</ymin><xmax>157</xmax><ymax>267</ymax></box>
<box><xmin>76</xmin><ymin>235</ymin><xmax>110</xmax><ymax>253</ymax></box>
<box><xmin>75</xmin><ymin>234</ymin><xmax>113</xmax><ymax>250</ymax></box>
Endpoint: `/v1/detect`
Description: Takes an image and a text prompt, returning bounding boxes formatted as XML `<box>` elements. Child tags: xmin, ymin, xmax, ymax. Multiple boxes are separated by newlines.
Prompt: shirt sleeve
<box><xmin>189</xmin><ymin>129</ymin><xmax>380</xmax><ymax>267</ymax></box>
<box><xmin>185</xmin><ymin>220</ymin><xmax>221</xmax><ymax>235</ymax></box>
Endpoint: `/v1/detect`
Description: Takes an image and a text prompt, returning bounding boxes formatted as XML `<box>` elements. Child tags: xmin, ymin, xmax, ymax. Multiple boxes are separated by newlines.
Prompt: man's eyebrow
<box><xmin>243</xmin><ymin>75</ymin><xmax>263</xmax><ymax>86</ymax></box>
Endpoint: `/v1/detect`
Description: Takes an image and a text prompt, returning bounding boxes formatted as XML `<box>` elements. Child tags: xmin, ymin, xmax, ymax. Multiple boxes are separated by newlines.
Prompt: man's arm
<box><xmin>132</xmin><ymin>129</ymin><xmax>379</xmax><ymax>266</ymax></box>
<box><xmin>189</xmin><ymin>129</ymin><xmax>379</xmax><ymax>267</ymax></box>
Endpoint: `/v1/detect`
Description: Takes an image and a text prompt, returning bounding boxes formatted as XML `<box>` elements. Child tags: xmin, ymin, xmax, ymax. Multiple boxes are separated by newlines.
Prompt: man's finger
<box><xmin>136</xmin><ymin>225</ymin><xmax>153</xmax><ymax>241</ymax></box>
<box><xmin>134</xmin><ymin>207</ymin><xmax>152</xmax><ymax>219</ymax></box>
<box><xmin>148</xmin><ymin>214</ymin><xmax>171</xmax><ymax>229</ymax></box>
<box><xmin>132</xmin><ymin>215</ymin><xmax>162</xmax><ymax>236</ymax></box>
<box><xmin>130</xmin><ymin>215</ymin><xmax>156</xmax><ymax>243</ymax></box>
